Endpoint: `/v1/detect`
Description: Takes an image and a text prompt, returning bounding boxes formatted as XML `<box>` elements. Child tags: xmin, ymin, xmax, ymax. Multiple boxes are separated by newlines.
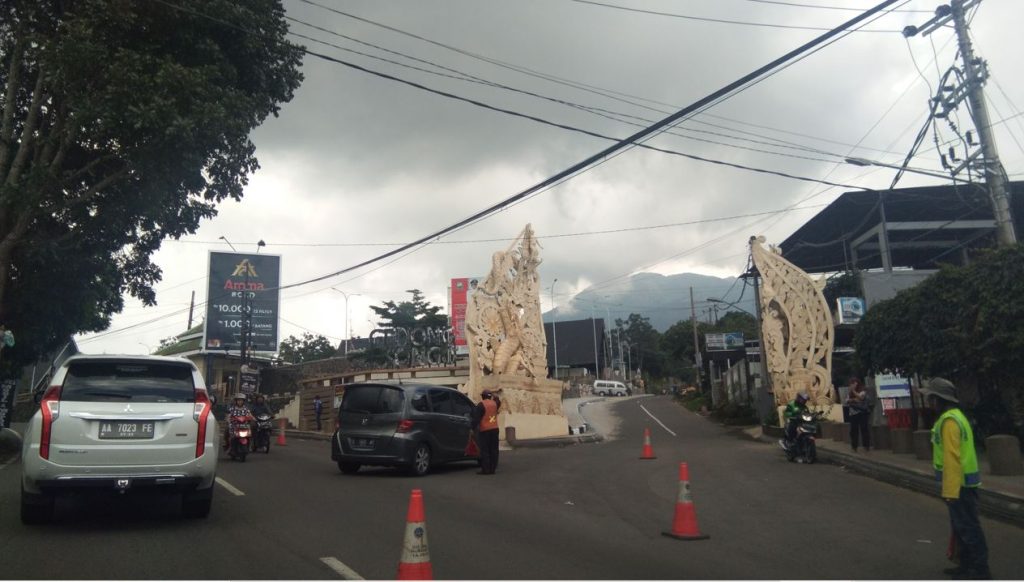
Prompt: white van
<box><xmin>593</xmin><ymin>380</ymin><xmax>629</xmax><ymax>397</ymax></box>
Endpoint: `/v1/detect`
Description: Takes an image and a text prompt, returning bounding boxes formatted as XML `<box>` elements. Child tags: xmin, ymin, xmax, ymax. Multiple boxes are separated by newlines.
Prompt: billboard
<box><xmin>706</xmin><ymin>332</ymin><xmax>744</xmax><ymax>351</ymax></box>
<box><xmin>450</xmin><ymin>276</ymin><xmax>482</xmax><ymax>355</ymax></box>
<box><xmin>203</xmin><ymin>252</ymin><xmax>281</xmax><ymax>354</ymax></box>
<box><xmin>837</xmin><ymin>297</ymin><xmax>866</xmax><ymax>324</ymax></box>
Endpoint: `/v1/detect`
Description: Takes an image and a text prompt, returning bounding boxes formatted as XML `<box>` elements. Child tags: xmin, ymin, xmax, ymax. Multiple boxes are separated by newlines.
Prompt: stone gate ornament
<box><xmin>463</xmin><ymin>224</ymin><xmax>568</xmax><ymax>439</ymax></box>
<box><xmin>750</xmin><ymin>236</ymin><xmax>835</xmax><ymax>410</ymax></box>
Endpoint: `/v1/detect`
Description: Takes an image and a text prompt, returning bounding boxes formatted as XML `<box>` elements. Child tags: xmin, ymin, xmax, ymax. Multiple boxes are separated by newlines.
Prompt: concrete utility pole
<box><xmin>690</xmin><ymin>287</ymin><xmax>701</xmax><ymax>387</ymax></box>
<box><xmin>905</xmin><ymin>0</ymin><xmax>1016</xmax><ymax>245</ymax></box>
<box><xmin>950</xmin><ymin>0</ymin><xmax>1016</xmax><ymax>245</ymax></box>
<box><xmin>551</xmin><ymin>279</ymin><xmax>559</xmax><ymax>380</ymax></box>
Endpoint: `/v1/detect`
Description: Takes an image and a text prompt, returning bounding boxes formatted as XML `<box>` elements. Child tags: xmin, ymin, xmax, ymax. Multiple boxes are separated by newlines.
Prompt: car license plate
<box><xmin>99</xmin><ymin>421</ymin><xmax>155</xmax><ymax>440</ymax></box>
<box><xmin>351</xmin><ymin>437</ymin><xmax>375</xmax><ymax>448</ymax></box>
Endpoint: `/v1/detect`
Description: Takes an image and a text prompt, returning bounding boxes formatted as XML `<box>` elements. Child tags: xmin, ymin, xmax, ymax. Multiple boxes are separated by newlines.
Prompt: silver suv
<box><xmin>20</xmin><ymin>355</ymin><xmax>218</xmax><ymax>523</ymax></box>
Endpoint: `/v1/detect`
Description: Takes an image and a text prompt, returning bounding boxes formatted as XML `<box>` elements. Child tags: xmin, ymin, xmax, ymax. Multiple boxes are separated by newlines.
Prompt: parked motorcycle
<box><xmin>783</xmin><ymin>410</ymin><xmax>823</xmax><ymax>464</ymax></box>
<box><xmin>254</xmin><ymin>414</ymin><xmax>273</xmax><ymax>453</ymax></box>
<box><xmin>228</xmin><ymin>415</ymin><xmax>252</xmax><ymax>462</ymax></box>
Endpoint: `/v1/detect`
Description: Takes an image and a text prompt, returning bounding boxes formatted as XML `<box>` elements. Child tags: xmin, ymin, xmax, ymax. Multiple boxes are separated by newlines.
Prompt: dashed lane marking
<box><xmin>640</xmin><ymin>403</ymin><xmax>677</xmax><ymax>437</ymax></box>
<box><xmin>320</xmin><ymin>557</ymin><xmax>364</xmax><ymax>580</ymax></box>
<box><xmin>215</xmin><ymin>477</ymin><xmax>245</xmax><ymax>496</ymax></box>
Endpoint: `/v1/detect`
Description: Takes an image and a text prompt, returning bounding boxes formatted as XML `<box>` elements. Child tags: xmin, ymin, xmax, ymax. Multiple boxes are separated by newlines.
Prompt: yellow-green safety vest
<box><xmin>931</xmin><ymin>408</ymin><xmax>981</xmax><ymax>487</ymax></box>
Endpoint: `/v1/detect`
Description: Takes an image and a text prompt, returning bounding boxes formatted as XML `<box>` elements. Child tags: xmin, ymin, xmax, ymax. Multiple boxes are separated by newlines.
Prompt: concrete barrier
<box><xmin>871</xmin><ymin>425</ymin><xmax>891</xmax><ymax>451</ymax></box>
<box><xmin>891</xmin><ymin>428</ymin><xmax>914</xmax><ymax>454</ymax></box>
<box><xmin>831</xmin><ymin>422</ymin><xmax>845</xmax><ymax>442</ymax></box>
<box><xmin>912</xmin><ymin>430</ymin><xmax>932</xmax><ymax>460</ymax></box>
<box><xmin>985</xmin><ymin>435</ymin><xmax>1024</xmax><ymax>476</ymax></box>
<box><xmin>837</xmin><ymin>423</ymin><xmax>851</xmax><ymax>443</ymax></box>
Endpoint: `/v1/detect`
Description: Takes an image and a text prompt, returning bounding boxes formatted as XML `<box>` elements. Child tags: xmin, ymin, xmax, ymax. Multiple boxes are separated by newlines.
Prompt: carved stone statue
<box><xmin>463</xmin><ymin>224</ymin><xmax>568</xmax><ymax>439</ymax></box>
<box><xmin>750</xmin><ymin>236</ymin><xmax>835</xmax><ymax>412</ymax></box>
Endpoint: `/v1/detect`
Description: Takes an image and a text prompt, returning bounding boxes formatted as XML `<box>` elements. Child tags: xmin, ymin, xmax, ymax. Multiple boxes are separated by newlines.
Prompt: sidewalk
<box><xmin>741</xmin><ymin>424</ymin><xmax>1024</xmax><ymax>527</ymax></box>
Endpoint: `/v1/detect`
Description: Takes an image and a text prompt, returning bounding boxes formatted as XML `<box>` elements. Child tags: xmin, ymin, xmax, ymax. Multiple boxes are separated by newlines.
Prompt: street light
<box><xmin>331</xmin><ymin>289</ymin><xmax>361</xmax><ymax>355</ymax></box>
<box><xmin>843</xmin><ymin>157</ymin><xmax>959</xmax><ymax>181</ymax></box>
<box><xmin>256</xmin><ymin>239</ymin><xmax>266</xmax><ymax>253</ymax></box>
<box><xmin>550</xmin><ymin>279</ymin><xmax>558</xmax><ymax>381</ymax></box>
<box><xmin>218</xmin><ymin>236</ymin><xmax>237</xmax><ymax>252</ymax></box>
<box><xmin>707</xmin><ymin>297</ymin><xmax>755</xmax><ymax>317</ymax></box>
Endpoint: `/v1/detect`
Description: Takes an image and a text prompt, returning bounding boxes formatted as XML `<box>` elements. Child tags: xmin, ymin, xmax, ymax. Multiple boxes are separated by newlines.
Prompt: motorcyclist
<box><xmin>251</xmin><ymin>394</ymin><xmax>272</xmax><ymax>418</ymax></box>
<box><xmin>224</xmin><ymin>393</ymin><xmax>254</xmax><ymax>449</ymax></box>
<box><xmin>779</xmin><ymin>392</ymin><xmax>810</xmax><ymax>450</ymax></box>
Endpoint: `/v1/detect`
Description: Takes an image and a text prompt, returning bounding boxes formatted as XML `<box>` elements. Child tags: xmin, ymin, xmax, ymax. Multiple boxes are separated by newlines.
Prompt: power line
<box><xmin>740</xmin><ymin>0</ymin><xmax>929</xmax><ymax>11</ymax></box>
<box><xmin>569</xmin><ymin>0</ymin><xmax>904</xmax><ymax>32</ymax></box>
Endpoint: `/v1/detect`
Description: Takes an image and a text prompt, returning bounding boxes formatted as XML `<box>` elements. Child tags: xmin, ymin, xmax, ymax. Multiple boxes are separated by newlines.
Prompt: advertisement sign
<box><xmin>875</xmin><ymin>373</ymin><xmax>911</xmax><ymax>398</ymax></box>
<box><xmin>203</xmin><ymin>252</ymin><xmax>281</xmax><ymax>354</ymax></box>
<box><xmin>706</xmin><ymin>332</ymin><xmax>744</xmax><ymax>351</ymax></box>
<box><xmin>450</xmin><ymin>276</ymin><xmax>482</xmax><ymax>355</ymax></box>
<box><xmin>837</xmin><ymin>297</ymin><xmax>866</xmax><ymax>325</ymax></box>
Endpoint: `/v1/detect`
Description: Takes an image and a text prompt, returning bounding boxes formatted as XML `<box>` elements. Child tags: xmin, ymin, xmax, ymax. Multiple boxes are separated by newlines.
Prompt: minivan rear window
<box><xmin>62</xmin><ymin>361</ymin><xmax>196</xmax><ymax>403</ymax></box>
<box><xmin>341</xmin><ymin>385</ymin><xmax>403</xmax><ymax>414</ymax></box>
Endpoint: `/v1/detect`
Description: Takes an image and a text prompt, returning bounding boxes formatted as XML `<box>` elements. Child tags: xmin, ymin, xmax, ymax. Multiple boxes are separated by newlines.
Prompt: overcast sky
<box><xmin>77</xmin><ymin>0</ymin><xmax>1024</xmax><ymax>355</ymax></box>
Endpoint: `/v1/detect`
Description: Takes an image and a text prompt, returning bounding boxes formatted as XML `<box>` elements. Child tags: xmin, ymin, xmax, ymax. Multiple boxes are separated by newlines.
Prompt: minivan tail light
<box><xmin>39</xmin><ymin>385</ymin><xmax>62</xmax><ymax>460</ymax></box>
<box><xmin>396</xmin><ymin>419</ymin><xmax>414</xmax><ymax>433</ymax></box>
<box><xmin>194</xmin><ymin>390</ymin><xmax>211</xmax><ymax>458</ymax></box>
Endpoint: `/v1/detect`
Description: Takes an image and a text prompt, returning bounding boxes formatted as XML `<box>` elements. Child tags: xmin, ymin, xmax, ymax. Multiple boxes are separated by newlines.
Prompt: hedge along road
<box><xmin>2</xmin><ymin>397</ymin><xmax>1024</xmax><ymax>579</ymax></box>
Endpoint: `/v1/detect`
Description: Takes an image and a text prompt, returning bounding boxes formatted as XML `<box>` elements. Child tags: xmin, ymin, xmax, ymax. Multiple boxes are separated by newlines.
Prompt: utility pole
<box><xmin>690</xmin><ymin>287</ymin><xmax>701</xmax><ymax>387</ymax></box>
<box><xmin>589</xmin><ymin>305</ymin><xmax>600</xmax><ymax>379</ymax></box>
<box><xmin>905</xmin><ymin>0</ymin><xmax>1016</xmax><ymax>245</ymax></box>
<box><xmin>950</xmin><ymin>0</ymin><xmax>1015</xmax><ymax>245</ymax></box>
<box><xmin>551</xmin><ymin>279</ymin><xmax>559</xmax><ymax>381</ymax></box>
<box><xmin>187</xmin><ymin>290</ymin><xmax>195</xmax><ymax>330</ymax></box>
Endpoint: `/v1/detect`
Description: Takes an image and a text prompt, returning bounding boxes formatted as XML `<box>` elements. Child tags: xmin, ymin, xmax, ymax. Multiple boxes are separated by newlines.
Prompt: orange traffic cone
<box><xmin>276</xmin><ymin>418</ymin><xmax>287</xmax><ymax>446</ymax></box>
<box><xmin>639</xmin><ymin>427</ymin><xmax>657</xmax><ymax>460</ymax></box>
<box><xmin>397</xmin><ymin>489</ymin><xmax>433</xmax><ymax>580</ymax></box>
<box><xmin>662</xmin><ymin>462</ymin><xmax>709</xmax><ymax>541</ymax></box>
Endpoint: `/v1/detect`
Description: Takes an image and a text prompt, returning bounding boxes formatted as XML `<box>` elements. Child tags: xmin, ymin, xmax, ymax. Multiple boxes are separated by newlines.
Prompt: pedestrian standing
<box><xmin>313</xmin><ymin>395</ymin><xmax>323</xmax><ymax>432</ymax></box>
<box><xmin>920</xmin><ymin>378</ymin><xmax>991</xmax><ymax>580</ymax></box>
<box><xmin>472</xmin><ymin>389</ymin><xmax>501</xmax><ymax>475</ymax></box>
<box><xmin>847</xmin><ymin>378</ymin><xmax>872</xmax><ymax>452</ymax></box>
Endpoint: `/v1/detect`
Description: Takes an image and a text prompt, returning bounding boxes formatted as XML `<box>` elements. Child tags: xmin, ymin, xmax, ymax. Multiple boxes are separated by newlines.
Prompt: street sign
<box><xmin>837</xmin><ymin>297</ymin><xmax>866</xmax><ymax>324</ymax></box>
<box><xmin>875</xmin><ymin>373</ymin><xmax>911</xmax><ymax>398</ymax></box>
<box><xmin>203</xmin><ymin>252</ymin><xmax>281</xmax><ymax>354</ymax></box>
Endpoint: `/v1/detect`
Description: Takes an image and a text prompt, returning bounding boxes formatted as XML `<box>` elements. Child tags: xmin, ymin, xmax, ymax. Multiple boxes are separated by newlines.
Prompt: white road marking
<box><xmin>215</xmin><ymin>476</ymin><xmax>245</xmax><ymax>496</ymax></box>
<box><xmin>320</xmin><ymin>557</ymin><xmax>364</xmax><ymax>580</ymax></box>
<box><xmin>639</xmin><ymin>403</ymin><xmax>677</xmax><ymax>437</ymax></box>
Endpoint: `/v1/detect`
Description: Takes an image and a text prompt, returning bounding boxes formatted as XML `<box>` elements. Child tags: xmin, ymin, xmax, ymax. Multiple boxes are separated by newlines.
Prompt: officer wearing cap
<box><xmin>920</xmin><ymin>378</ymin><xmax>990</xmax><ymax>580</ymax></box>
<box><xmin>472</xmin><ymin>389</ymin><xmax>502</xmax><ymax>475</ymax></box>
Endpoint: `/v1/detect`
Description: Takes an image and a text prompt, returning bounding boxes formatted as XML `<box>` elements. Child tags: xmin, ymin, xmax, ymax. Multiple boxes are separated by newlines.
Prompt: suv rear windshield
<box><xmin>340</xmin><ymin>385</ymin><xmax>403</xmax><ymax>415</ymax></box>
<box><xmin>61</xmin><ymin>361</ymin><xmax>196</xmax><ymax>403</ymax></box>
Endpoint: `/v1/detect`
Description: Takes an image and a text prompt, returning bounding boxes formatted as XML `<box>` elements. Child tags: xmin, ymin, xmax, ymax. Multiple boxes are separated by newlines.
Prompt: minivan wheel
<box><xmin>20</xmin><ymin>488</ymin><xmax>54</xmax><ymax>525</ymax></box>
<box><xmin>409</xmin><ymin>443</ymin><xmax>431</xmax><ymax>477</ymax></box>
<box><xmin>338</xmin><ymin>461</ymin><xmax>361</xmax><ymax>474</ymax></box>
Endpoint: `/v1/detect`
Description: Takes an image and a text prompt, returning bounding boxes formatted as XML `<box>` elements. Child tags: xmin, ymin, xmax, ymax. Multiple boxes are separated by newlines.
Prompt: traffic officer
<box><xmin>920</xmin><ymin>377</ymin><xmax>990</xmax><ymax>580</ymax></box>
<box><xmin>473</xmin><ymin>389</ymin><xmax>502</xmax><ymax>475</ymax></box>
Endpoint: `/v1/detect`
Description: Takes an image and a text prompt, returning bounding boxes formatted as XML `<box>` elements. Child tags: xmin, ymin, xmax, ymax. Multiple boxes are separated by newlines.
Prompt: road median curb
<box><xmin>506</xmin><ymin>426</ymin><xmax>603</xmax><ymax>448</ymax></box>
<box><xmin>284</xmin><ymin>429</ymin><xmax>332</xmax><ymax>442</ymax></box>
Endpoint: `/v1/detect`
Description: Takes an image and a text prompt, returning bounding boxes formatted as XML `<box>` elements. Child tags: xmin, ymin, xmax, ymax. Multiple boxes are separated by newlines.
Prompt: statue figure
<box><xmin>750</xmin><ymin>236</ymin><xmax>835</xmax><ymax>411</ymax></box>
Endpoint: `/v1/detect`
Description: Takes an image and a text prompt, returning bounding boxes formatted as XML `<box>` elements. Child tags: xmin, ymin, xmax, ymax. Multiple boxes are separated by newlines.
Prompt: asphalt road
<box><xmin>2</xmin><ymin>396</ymin><xmax>1024</xmax><ymax>579</ymax></box>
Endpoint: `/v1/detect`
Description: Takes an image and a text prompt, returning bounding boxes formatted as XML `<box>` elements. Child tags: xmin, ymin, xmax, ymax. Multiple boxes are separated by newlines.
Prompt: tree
<box><xmin>278</xmin><ymin>333</ymin><xmax>337</xmax><ymax>364</ymax></box>
<box><xmin>614</xmin><ymin>313</ymin><xmax>663</xmax><ymax>377</ymax></box>
<box><xmin>0</xmin><ymin>1</ymin><xmax>303</xmax><ymax>370</ymax></box>
<box><xmin>370</xmin><ymin>290</ymin><xmax>448</xmax><ymax>330</ymax></box>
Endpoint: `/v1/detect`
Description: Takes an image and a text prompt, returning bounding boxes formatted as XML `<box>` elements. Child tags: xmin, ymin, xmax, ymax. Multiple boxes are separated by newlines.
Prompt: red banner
<box><xmin>450</xmin><ymin>278</ymin><xmax>469</xmax><ymax>347</ymax></box>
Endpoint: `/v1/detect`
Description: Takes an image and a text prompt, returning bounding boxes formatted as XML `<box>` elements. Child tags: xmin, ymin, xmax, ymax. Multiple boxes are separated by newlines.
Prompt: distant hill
<box><xmin>543</xmin><ymin>272</ymin><xmax>756</xmax><ymax>332</ymax></box>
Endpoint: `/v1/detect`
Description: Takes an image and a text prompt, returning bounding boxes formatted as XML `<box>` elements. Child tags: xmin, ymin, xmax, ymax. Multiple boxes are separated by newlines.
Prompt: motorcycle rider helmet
<box><xmin>795</xmin><ymin>392</ymin><xmax>810</xmax><ymax>405</ymax></box>
<box><xmin>233</xmin><ymin>393</ymin><xmax>247</xmax><ymax>404</ymax></box>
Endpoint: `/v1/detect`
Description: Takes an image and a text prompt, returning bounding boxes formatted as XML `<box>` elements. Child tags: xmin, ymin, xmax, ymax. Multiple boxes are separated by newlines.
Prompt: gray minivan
<box><xmin>330</xmin><ymin>382</ymin><xmax>479</xmax><ymax>476</ymax></box>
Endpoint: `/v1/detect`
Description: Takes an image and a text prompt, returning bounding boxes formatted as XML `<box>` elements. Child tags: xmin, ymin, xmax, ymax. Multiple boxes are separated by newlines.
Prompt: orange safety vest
<box><xmin>479</xmin><ymin>399</ymin><xmax>499</xmax><ymax>431</ymax></box>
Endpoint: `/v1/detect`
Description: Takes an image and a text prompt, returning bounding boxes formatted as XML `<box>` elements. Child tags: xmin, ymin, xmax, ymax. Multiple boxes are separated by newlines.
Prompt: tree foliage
<box><xmin>278</xmin><ymin>333</ymin><xmax>337</xmax><ymax>364</ymax></box>
<box><xmin>369</xmin><ymin>290</ymin><xmax>448</xmax><ymax>330</ymax></box>
<box><xmin>855</xmin><ymin>245</ymin><xmax>1024</xmax><ymax>437</ymax></box>
<box><xmin>0</xmin><ymin>0</ymin><xmax>303</xmax><ymax>369</ymax></box>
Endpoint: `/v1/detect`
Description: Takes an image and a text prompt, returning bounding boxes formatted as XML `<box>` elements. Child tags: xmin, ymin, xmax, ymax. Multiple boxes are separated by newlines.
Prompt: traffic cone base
<box><xmin>639</xmin><ymin>427</ymin><xmax>657</xmax><ymax>459</ymax></box>
<box><xmin>276</xmin><ymin>418</ymin><xmax>287</xmax><ymax>446</ymax></box>
<box><xmin>397</xmin><ymin>489</ymin><xmax>433</xmax><ymax>580</ymax></box>
<box><xmin>663</xmin><ymin>463</ymin><xmax>709</xmax><ymax>541</ymax></box>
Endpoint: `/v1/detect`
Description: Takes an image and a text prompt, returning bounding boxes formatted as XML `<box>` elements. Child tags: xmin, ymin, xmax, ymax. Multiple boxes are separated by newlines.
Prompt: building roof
<box><xmin>778</xmin><ymin>181</ymin><xmax>1024</xmax><ymax>273</ymax></box>
<box><xmin>153</xmin><ymin>324</ymin><xmax>204</xmax><ymax>357</ymax></box>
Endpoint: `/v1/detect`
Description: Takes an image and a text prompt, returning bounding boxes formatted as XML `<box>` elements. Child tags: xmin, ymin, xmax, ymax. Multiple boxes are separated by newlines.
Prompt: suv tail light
<box><xmin>39</xmin><ymin>385</ymin><xmax>62</xmax><ymax>460</ymax></box>
<box><xmin>396</xmin><ymin>419</ymin><xmax>414</xmax><ymax>433</ymax></box>
<box><xmin>194</xmin><ymin>390</ymin><xmax>212</xmax><ymax>458</ymax></box>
